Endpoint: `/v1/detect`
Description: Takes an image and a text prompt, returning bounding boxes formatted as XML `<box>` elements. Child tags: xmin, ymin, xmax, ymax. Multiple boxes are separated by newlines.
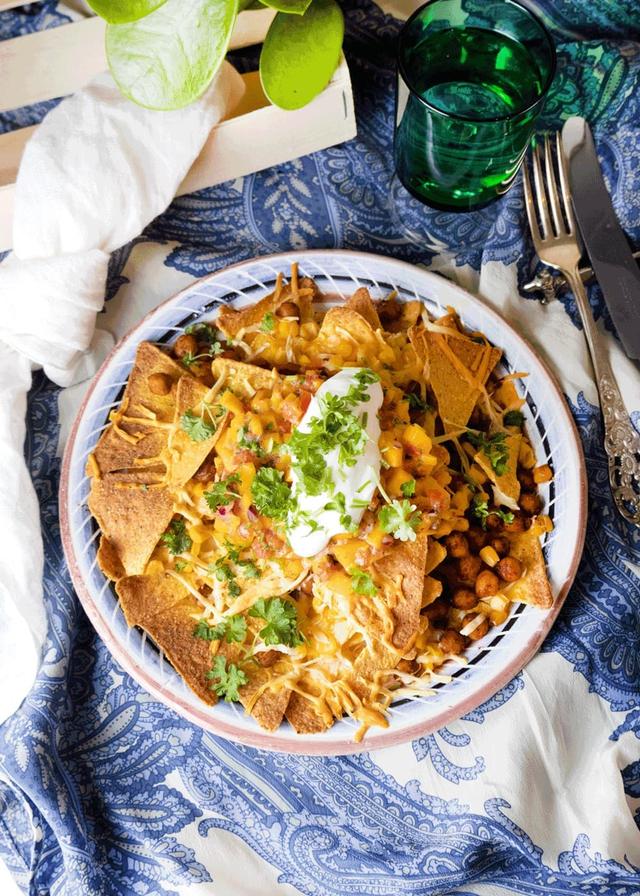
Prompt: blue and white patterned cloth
<box><xmin>1</xmin><ymin>1</ymin><xmax>640</xmax><ymax>894</ymax></box>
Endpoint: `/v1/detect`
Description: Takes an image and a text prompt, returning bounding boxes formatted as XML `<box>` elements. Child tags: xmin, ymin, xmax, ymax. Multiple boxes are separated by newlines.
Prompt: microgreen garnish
<box><xmin>251</xmin><ymin>466</ymin><xmax>292</xmax><ymax>520</ymax></box>
<box><xmin>503</xmin><ymin>409</ymin><xmax>525</xmax><ymax>428</ymax></box>
<box><xmin>237</xmin><ymin>559</ymin><xmax>261</xmax><ymax>579</ymax></box>
<box><xmin>206</xmin><ymin>656</ymin><xmax>247</xmax><ymax>702</ymax></box>
<box><xmin>260</xmin><ymin>311</ymin><xmax>276</xmax><ymax>333</ymax></box>
<box><xmin>466</xmin><ymin>431</ymin><xmax>509</xmax><ymax>476</ymax></box>
<box><xmin>349</xmin><ymin>566</ymin><xmax>378</xmax><ymax>596</ymax></box>
<box><xmin>400</xmin><ymin>478</ymin><xmax>416</xmax><ymax>498</ymax></box>
<box><xmin>184</xmin><ymin>322</ymin><xmax>219</xmax><ymax>344</ymax></box>
<box><xmin>471</xmin><ymin>497</ymin><xmax>515</xmax><ymax>530</ymax></box>
<box><xmin>204</xmin><ymin>473</ymin><xmax>240</xmax><ymax>512</ymax></box>
<box><xmin>161</xmin><ymin>519</ymin><xmax>192</xmax><ymax>555</ymax></box>
<box><xmin>249</xmin><ymin>597</ymin><xmax>303</xmax><ymax>647</ymax></box>
<box><xmin>180</xmin><ymin>404</ymin><xmax>224</xmax><ymax>442</ymax></box>
<box><xmin>378</xmin><ymin>499</ymin><xmax>421</xmax><ymax>542</ymax></box>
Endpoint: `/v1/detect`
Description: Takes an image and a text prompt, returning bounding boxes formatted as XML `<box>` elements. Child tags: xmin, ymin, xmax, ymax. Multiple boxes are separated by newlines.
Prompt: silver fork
<box><xmin>523</xmin><ymin>133</ymin><xmax>640</xmax><ymax>527</ymax></box>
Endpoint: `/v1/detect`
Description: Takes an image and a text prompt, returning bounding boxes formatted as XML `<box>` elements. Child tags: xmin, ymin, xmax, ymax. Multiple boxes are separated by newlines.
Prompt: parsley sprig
<box><xmin>161</xmin><ymin>519</ymin><xmax>192</xmax><ymax>555</ymax></box>
<box><xmin>206</xmin><ymin>655</ymin><xmax>247</xmax><ymax>702</ymax></box>
<box><xmin>251</xmin><ymin>467</ymin><xmax>292</xmax><ymax>520</ymax></box>
<box><xmin>180</xmin><ymin>403</ymin><xmax>224</xmax><ymax>442</ymax></box>
<box><xmin>503</xmin><ymin>409</ymin><xmax>525</xmax><ymax>428</ymax></box>
<box><xmin>378</xmin><ymin>499</ymin><xmax>421</xmax><ymax>542</ymax></box>
<box><xmin>466</xmin><ymin>430</ymin><xmax>509</xmax><ymax>476</ymax></box>
<box><xmin>471</xmin><ymin>496</ymin><xmax>515</xmax><ymax>530</ymax></box>
<box><xmin>204</xmin><ymin>473</ymin><xmax>240</xmax><ymax>512</ymax></box>
<box><xmin>260</xmin><ymin>312</ymin><xmax>276</xmax><ymax>333</ymax></box>
<box><xmin>400</xmin><ymin>478</ymin><xmax>416</xmax><ymax>498</ymax></box>
<box><xmin>194</xmin><ymin>615</ymin><xmax>247</xmax><ymax>644</ymax></box>
<box><xmin>237</xmin><ymin>425</ymin><xmax>266</xmax><ymax>458</ymax></box>
<box><xmin>249</xmin><ymin>597</ymin><xmax>303</xmax><ymax>647</ymax></box>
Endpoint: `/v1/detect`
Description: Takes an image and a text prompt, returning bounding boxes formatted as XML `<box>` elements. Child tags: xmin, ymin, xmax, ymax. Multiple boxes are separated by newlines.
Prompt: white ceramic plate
<box><xmin>60</xmin><ymin>250</ymin><xmax>587</xmax><ymax>755</ymax></box>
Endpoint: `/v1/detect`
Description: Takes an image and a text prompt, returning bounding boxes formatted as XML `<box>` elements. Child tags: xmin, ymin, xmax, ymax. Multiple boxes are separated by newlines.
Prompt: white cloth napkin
<box><xmin>0</xmin><ymin>63</ymin><xmax>245</xmax><ymax>723</ymax></box>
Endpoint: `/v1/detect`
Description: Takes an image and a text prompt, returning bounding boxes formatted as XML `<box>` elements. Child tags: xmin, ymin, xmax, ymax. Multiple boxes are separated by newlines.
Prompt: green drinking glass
<box><xmin>394</xmin><ymin>0</ymin><xmax>556</xmax><ymax>211</ymax></box>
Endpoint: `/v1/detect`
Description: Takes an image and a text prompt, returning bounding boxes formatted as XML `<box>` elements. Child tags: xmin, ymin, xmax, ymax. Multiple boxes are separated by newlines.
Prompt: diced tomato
<box><xmin>299</xmin><ymin>390</ymin><xmax>312</xmax><ymax>414</ymax></box>
<box><xmin>424</xmin><ymin>488</ymin><xmax>450</xmax><ymax>512</ymax></box>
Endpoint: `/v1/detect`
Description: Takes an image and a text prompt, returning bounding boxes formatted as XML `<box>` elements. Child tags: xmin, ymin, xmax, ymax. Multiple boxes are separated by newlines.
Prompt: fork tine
<box><xmin>531</xmin><ymin>143</ymin><xmax>553</xmax><ymax>239</ymax></box>
<box><xmin>556</xmin><ymin>131</ymin><xmax>577</xmax><ymax>236</ymax></box>
<box><xmin>522</xmin><ymin>160</ymin><xmax>541</xmax><ymax>247</ymax></box>
<box><xmin>544</xmin><ymin>134</ymin><xmax>563</xmax><ymax>237</ymax></box>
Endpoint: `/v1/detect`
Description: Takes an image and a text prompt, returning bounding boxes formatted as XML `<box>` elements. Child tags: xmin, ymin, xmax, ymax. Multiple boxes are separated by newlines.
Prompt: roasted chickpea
<box><xmin>445</xmin><ymin>533</ymin><xmax>469</xmax><ymax>558</ymax></box>
<box><xmin>397</xmin><ymin>658</ymin><xmax>419</xmax><ymax>675</ymax></box>
<box><xmin>520</xmin><ymin>491</ymin><xmax>542</xmax><ymax>516</ymax></box>
<box><xmin>147</xmin><ymin>372</ymin><xmax>172</xmax><ymax>396</ymax></box>
<box><xmin>276</xmin><ymin>301</ymin><xmax>300</xmax><ymax>320</ymax></box>
<box><xmin>174</xmin><ymin>333</ymin><xmax>198</xmax><ymax>358</ymax></box>
<box><xmin>485</xmin><ymin>512</ymin><xmax>504</xmax><ymax>532</ymax></box>
<box><xmin>488</xmin><ymin>535</ymin><xmax>510</xmax><ymax>558</ymax></box>
<box><xmin>378</xmin><ymin>298</ymin><xmax>402</xmax><ymax>324</ymax></box>
<box><xmin>440</xmin><ymin>629</ymin><xmax>467</xmax><ymax>655</ymax></box>
<box><xmin>457</xmin><ymin>554</ymin><xmax>483</xmax><ymax>584</ymax></box>
<box><xmin>424</xmin><ymin>598</ymin><xmax>449</xmax><ymax>627</ymax></box>
<box><xmin>452</xmin><ymin>588</ymin><xmax>477</xmax><ymax>610</ymax></box>
<box><xmin>475</xmin><ymin>569</ymin><xmax>500</xmax><ymax>598</ymax></box>
<box><xmin>462</xmin><ymin>613</ymin><xmax>490</xmax><ymax>641</ymax></box>
<box><xmin>495</xmin><ymin>556</ymin><xmax>523</xmax><ymax>583</ymax></box>
<box><xmin>192</xmin><ymin>455</ymin><xmax>217</xmax><ymax>483</ymax></box>
<box><xmin>466</xmin><ymin>527</ymin><xmax>487</xmax><ymax>552</ymax></box>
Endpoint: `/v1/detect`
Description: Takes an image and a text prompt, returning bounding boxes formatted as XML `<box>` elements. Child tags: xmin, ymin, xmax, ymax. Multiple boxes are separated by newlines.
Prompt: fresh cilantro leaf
<box><xmin>223</xmin><ymin>541</ymin><xmax>241</xmax><ymax>563</ymax></box>
<box><xmin>349</xmin><ymin>566</ymin><xmax>378</xmax><ymax>596</ymax></box>
<box><xmin>249</xmin><ymin>597</ymin><xmax>303</xmax><ymax>647</ymax></box>
<box><xmin>206</xmin><ymin>655</ymin><xmax>247</xmax><ymax>702</ymax></box>
<box><xmin>471</xmin><ymin>496</ymin><xmax>515</xmax><ymax>530</ymax></box>
<box><xmin>228</xmin><ymin>581</ymin><xmax>241</xmax><ymax>598</ymax></box>
<box><xmin>161</xmin><ymin>519</ymin><xmax>192</xmax><ymax>555</ymax></box>
<box><xmin>251</xmin><ymin>466</ymin><xmax>292</xmax><ymax>520</ymax></box>
<box><xmin>204</xmin><ymin>474</ymin><xmax>240</xmax><ymax>512</ymax></box>
<box><xmin>174</xmin><ymin>559</ymin><xmax>189</xmax><ymax>572</ymax></box>
<box><xmin>504</xmin><ymin>409</ymin><xmax>525</xmax><ymax>428</ymax></box>
<box><xmin>180</xmin><ymin>409</ymin><xmax>216</xmax><ymax>442</ymax></box>
<box><xmin>185</xmin><ymin>322</ymin><xmax>217</xmax><ymax>343</ymax></box>
<box><xmin>237</xmin><ymin>560</ymin><xmax>261</xmax><ymax>579</ymax></box>
<box><xmin>400</xmin><ymin>478</ymin><xmax>416</xmax><ymax>498</ymax></box>
<box><xmin>406</xmin><ymin>391</ymin><xmax>431</xmax><ymax>412</ymax></box>
<box><xmin>466</xmin><ymin>431</ymin><xmax>509</xmax><ymax>476</ymax></box>
<box><xmin>237</xmin><ymin>426</ymin><xmax>266</xmax><ymax>458</ymax></box>
<box><xmin>213</xmin><ymin>562</ymin><xmax>234</xmax><ymax>583</ymax></box>
<box><xmin>260</xmin><ymin>311</ymin><xmax>276</xmax><ymax>332</ymax></box>
<box><xmin>378</xmin><ymin>499</ymin><xmax>421</xmax><ymax>542</ymax></box>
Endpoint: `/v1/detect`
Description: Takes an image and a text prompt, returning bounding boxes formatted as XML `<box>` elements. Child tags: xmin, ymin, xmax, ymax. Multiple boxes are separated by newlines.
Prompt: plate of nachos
<box><xmin>61</xmin><ymin>250</ymin><xmax>586</xmax><ymax>753</ymax></box>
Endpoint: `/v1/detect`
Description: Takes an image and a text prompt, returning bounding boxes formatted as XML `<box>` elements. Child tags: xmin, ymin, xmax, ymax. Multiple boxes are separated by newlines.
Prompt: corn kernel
<box><xmin>479</xmin><ymin>545</ymin><xmax>500</xmax><ymax>567</ymax></box>
<box><xmin>533</xmin><ymin>464</ymin><xmax>553</xmax><ymax>484</ymax></box>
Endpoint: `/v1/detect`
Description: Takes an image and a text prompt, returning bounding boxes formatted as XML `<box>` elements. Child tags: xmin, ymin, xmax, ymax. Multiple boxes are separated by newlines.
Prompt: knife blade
<box><xmin>562</xmin><ymin>116</ymin><xmax>640</xmax><ymax>360</ymax></box>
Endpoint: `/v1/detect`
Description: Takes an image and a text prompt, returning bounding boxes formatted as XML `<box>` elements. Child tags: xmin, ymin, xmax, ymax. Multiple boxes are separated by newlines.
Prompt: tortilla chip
<box><xmin>116</xmin><ymin>573</ymin><xmax>215</xmax><ymax>704</ymax></box>
<box><xmin>88</xmin><ymin>475</ymin><xmax>174</xmax><ymax>576</ymax></box>
<box><xmin>474</xmin><ymin>433</ymin><xmax>522</xmax><ymax>503</ymax></box>
<box><xmin>412</xmin><ymin>324</ymin><xmax>501</xmax><ymax>429</ymax></box>
<box><xmin>421</xmin><ymin>575</ymin><xmax>443</xmax><ymax>608</ymax></box>
<box><xmin>373</xmin><ymin>527</ymin><xmax>430</xmax><ymax>649</ymax></box>
<box><xmin>97</xmin><ymin>535</ymin><xmax>126</xmax><ymax>581</ymax></box>
<box><xmin>346</xmin><ymin>287</ymin><xmax>381</xmax><ymax>330</ymax></box>
<box><xmin>216</xmin><ymin>275</ymin><xmax>313</xmax><ymax>338</ymax></box>
<box><xmin>286</xmin><ymin>690</ymin><xmax>331</xmax><ymax>734</ymax></box>
<box><xmin>315</xmin><ymin>307</ymin><xmax>378</xmax><ymax>355</ymax></box>
<box><xmin>90</xmin><ymin>342</ymin><xmax>184</xmax><ymax>477</ymax></box>
<box><xmin>210</xmin><ymin>357</ymin><xmax>282</xmax><ymax>399</ymax></box>
<box><xmin>506</xmin><ymin>530</ymin><xmax>554</xmax><ymax>608</ymax></box>
<box><xmin>166</xmin><ymin>376</ymin><xmax>227</xmax><ymax>487</ymax></box>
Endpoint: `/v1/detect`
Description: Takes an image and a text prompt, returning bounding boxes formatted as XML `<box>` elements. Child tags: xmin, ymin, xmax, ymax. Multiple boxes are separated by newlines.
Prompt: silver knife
<box><xmin>562</xmin><ymin>116</ymin><xmax>640</xmax><ymax>360</ymax></box>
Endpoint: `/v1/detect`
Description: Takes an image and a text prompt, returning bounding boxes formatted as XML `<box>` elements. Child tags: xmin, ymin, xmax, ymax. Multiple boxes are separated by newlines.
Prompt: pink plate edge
<box><xmin>59</xmin><ymin>248</ymin><xmax>588</xmax><ymax>756</ymax></box>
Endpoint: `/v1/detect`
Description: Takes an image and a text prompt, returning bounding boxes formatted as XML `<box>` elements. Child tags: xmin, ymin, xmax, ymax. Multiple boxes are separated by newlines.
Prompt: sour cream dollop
<box><xmin>286</xmin><ymin>368</ymin><xmax>383</xmax><ymax>558</ymax></box>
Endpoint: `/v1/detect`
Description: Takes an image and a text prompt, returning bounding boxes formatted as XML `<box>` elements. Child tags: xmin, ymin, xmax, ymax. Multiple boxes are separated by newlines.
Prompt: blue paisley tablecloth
<box><xmin>1</xmin><ymin>2</ymin><xmax>640</xmax><ymax>894</ymax></box>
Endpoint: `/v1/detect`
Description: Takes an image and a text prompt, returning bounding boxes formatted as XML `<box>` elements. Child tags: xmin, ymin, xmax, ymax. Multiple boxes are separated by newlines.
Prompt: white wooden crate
<box><xmin>0</xmin><ymin>9</ymin><xmax>357</xmax><ymax>251</ymax></box>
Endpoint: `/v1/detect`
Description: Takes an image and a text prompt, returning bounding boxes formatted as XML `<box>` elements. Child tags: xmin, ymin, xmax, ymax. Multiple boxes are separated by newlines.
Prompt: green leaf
<box><xmin>378</xmin><ymin>500</ymin><xmax>421</xmax><ymax>542</ymax></box>
<box><xmin>251</xmin><ymin>467</ymin><xmax>292</xmax><ymax>520</ymax></box>
<box><xmin>206</xmin><ymin>655</ymin><xmax>248</xmax><ymax>701</ymax></box>
<box><xmin>180</xmin><ymin>409</ymin><xmax>217</xmax><ymax>442</ymax></box>
<box><xmin>161</xmin><ymin>518</ymin><xmax>192</xmax><ymax>555</ymax></box>
<box><xmin>249</xmin><ymin>597</ymin><xmax>303</xmax><ymax>647</ymax></box>
<box><xmin>259</xmin><ymin>0</ymin><xmax>311</xmax><ymax>14</ymax></box>
<box><xmin>88</xmin><ymin>0</ymin><xmax>167</xmax><ymax>24</ymax></box>
<box><xmin>106</xmin><ymin>0</ymin><xmax>238</xmax><ymax>111</ymax></box>
<box><xmin>349</xmin><ymin>566</ymin><xmax>377</xmax><ymax>597</ymax></box>
<box><xmin>259</xmin><ymin>0</ymin><xmax>344</xmax><ymax>111</ymax></box>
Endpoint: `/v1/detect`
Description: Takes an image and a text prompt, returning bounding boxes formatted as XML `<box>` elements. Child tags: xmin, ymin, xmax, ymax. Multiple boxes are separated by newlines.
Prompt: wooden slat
<box><xmin>0</xmin><ymin>56</ymin><xmax>355</xmax><ymax>251</ymax></box>
<box><xmin>0</xmin><ymin>8</ymin><xmax>275</xmax><ymax>113</ymax></box>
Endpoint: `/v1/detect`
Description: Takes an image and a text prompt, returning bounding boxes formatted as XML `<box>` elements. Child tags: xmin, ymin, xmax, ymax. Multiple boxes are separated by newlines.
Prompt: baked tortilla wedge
<box><xmin>505</xmin><ymin>529</ymin><xmax>554</xmax><ymax>608</ymax></box>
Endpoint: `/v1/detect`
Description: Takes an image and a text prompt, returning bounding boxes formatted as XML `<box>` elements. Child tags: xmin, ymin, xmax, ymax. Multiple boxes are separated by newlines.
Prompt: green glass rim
<box><xmin>397</xmin><ymin>0</ymin><xmax>557</xmax><ymax>124</ymax></box>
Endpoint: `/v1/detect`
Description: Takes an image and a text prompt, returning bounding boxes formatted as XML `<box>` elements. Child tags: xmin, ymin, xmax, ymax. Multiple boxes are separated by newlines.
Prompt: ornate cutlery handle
<box><xmin>565</xmin><ymin>268</ymin><xmax>640</xmax><ymax>526</ymax></box>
